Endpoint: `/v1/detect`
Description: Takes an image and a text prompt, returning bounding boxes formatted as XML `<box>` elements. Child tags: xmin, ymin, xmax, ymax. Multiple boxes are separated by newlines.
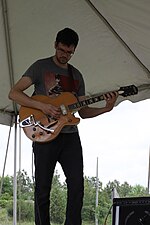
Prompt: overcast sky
<box><xmin>0</xmin><ymin>99</ymin><xmax>150</xmax><ymax>189</ymax></box>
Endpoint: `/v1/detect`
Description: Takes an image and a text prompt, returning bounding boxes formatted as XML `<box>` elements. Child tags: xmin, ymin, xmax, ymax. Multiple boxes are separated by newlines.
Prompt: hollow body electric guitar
<box><xmin>19</xmin><ymin>85</ymin><xmax>138</xmax><ymax>142</ymax></box>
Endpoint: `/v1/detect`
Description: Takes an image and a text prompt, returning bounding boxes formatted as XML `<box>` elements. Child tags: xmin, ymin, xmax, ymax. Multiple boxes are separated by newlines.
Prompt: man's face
<box><xmin>55</xmin><ymin>42</ymin><xmax>75</xmax><ymax>65</ymax></box>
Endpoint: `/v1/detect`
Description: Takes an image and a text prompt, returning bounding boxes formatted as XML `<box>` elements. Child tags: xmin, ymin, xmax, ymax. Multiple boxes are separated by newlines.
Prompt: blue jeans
<box><xmin>33</xmin><ymin>132</ymin><xmax>84</xmax><ymax>225</ymax></box>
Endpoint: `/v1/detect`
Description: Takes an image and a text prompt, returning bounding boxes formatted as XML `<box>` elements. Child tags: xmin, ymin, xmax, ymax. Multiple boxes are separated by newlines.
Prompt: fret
<box><xmin>88</xmin><ymin>98</ymin><xmax>94</xmax><ymax>104</ymax></box>
<box><xmin>95</xmin><ymin>95</ymin><xmax>104</xmax><ymax>102</ymax></box>
<box><xmin>69</xmin><ymin>102</ymin><xmax>80</xmax><ymax>110</ymax></box>
<box><xmin>76</xmin><ymin>102</ymin><xmax>81</xmax><ymax>108</ymax></box>
<box><xmin>68</xmin><ymin>102</ymin><xmax>77</xmax><ymax>110</ymax></box>
<box><xmin>94</xmin><ymin>97</ymin><xmax>100</xmax><ymax>102</ymax></box>
<box><xmin>81</xmin><ymin>101</ymin><xmax>87</xmax><ymax>106</ymax></box>
<box><xmin>84</xmin><ymin>99</ymin><xmax>90</xmax><ymax>105</ymax></box>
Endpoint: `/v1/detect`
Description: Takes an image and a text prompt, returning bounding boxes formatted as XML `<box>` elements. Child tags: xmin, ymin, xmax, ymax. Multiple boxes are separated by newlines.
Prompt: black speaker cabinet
<box><xmin>112</xmin><ymin>197</ymin><xmax>150</xmax><ymax>225</ymax></box>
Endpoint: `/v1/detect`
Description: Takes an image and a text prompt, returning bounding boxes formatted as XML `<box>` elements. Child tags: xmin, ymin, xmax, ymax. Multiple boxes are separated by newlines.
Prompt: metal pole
<box><xmin>148</xmin><ymin>147</ymin><xmax>150</xmax><ymax>194</ymax></box>
<box><xmin>18</xmin><ymin>126</ymin><xmax>22</xmax><ymax>225</ymax></box>
<box><xmin>0</xmin><ymin>117</ymin><xmax>13</xmax><ymax>195</ymax></box>
<box><xmin>95</xmin><ymin>157</ymin><xmax>98</xmax><ymax>225</ymax></box>
<box><xmin>13</xmin><ymin>115</ymin><xmax>18</xmax><ymax>225</ymax></box>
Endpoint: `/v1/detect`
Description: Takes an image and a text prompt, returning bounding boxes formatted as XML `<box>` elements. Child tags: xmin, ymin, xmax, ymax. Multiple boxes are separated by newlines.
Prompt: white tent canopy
<box><xmin>1</xmin><ymin>1</ymin><xmax>150</xmax><ymax>224</ymax></box>
<box><xmin>1</xmin><ymin>0</ymin><xmax>150</xmax><ymax>126</ymax></box>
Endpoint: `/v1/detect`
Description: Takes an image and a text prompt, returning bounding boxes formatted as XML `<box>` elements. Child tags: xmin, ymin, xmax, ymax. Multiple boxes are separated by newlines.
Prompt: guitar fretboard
<box><xmin>68</xmin><ymin>95</ymin><xmax>104</xmax><ymax>110</ymax></box>
<box><xmin>68</xmin><ymin>84</ymin><xmax>138</xmax><ymax>111</ymax></box>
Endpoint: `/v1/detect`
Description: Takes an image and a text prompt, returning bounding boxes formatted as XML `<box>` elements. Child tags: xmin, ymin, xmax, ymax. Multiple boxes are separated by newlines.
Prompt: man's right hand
<box><xmin>41</xmin><ymin>103</ymin><xmax>61</xmax><ymax>119</ymax></box>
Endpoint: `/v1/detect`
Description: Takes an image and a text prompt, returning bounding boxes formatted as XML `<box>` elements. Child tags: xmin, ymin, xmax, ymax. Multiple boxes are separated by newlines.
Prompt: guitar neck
<box><xmin>68</xmin><ymin>94</ymin><xmax>105</xmax><ymax>111</ymax></box>
<box><xmin>67</xmin><ymin>84</ymin><xmax>138</xmax><ymax>111</ymax></box>
<box><xmin>68</xmin><ymin>88</ymin><xmax>128</xmax><ymax>111</ymax></box>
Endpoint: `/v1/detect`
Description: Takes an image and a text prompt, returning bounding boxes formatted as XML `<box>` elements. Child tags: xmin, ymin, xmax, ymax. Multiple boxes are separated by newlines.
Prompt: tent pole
<box><xmin>0</xmin><ymin>116</ymin><xmax>13</xmax><ymax>196</ymax></box>
<box><xmin>148</xmin><ymin>147</ymin><xmax>150</xmax><ymax>194</ymax></box>
<box><xmin>95</xmin><ymin>157</ymin><xmax>98</xmax><ymax>225</ymax></box>
<box><xmin>18</xmin><ymin>126</ymin><xmax>22</xmax><ymax>224</ymax></box>
<box><xmin>1</xmin><ymin>0</ymin><xmax>18</xmax><ymax>114</ymax></box>
<box><xmin>13</xmin><ymin>115</ymin><xmax>18</xmax><ymax>225</ymax></box>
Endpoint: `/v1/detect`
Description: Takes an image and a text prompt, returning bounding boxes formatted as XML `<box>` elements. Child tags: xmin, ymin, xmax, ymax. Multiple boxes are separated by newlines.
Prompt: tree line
<box><xmin>0</xmin><ymin>170</ymin><xmax>149</xmax><ymax>224</ymax></box>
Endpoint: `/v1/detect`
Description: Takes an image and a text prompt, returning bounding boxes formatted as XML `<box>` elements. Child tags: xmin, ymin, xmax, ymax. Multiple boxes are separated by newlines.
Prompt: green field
<box><xmin>0</xmin><ymin>222</ymin><xmax>95</xmax><ymax>225</ymax></box>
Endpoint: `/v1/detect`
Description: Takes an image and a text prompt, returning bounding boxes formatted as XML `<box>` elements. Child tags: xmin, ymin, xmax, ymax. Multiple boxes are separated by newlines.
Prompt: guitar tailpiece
<box><xmin>19</xmin><ymin>115</ymin><xmax>36</xmax><ymax>127</ymax></box>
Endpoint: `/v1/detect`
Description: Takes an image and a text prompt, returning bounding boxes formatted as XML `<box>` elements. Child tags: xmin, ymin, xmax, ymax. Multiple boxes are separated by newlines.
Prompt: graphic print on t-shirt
<box><xmin>44</xmin><ymin>72</ymin><xmax>78</xmax><ymax>96</ymax></box>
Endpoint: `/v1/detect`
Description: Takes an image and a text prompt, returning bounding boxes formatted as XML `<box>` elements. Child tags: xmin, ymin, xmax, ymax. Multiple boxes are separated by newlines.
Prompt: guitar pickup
<box><xmin>60</xmin><ymin>104</ymin><xmax>67</xmax><ymax>115</ymax></box>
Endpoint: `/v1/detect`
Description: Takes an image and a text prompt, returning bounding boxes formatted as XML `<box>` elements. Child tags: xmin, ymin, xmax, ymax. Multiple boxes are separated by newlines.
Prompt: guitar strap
<box><xmin>68</xmin><ymin>64</ymin><xmax>77</xmax><ymax>94</ymax></box>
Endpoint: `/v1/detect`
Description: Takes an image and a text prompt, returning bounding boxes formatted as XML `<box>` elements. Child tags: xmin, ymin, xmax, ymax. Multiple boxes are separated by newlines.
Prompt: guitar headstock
<box><xmin>118</xmin><ymin>85</ymin><xmax>138</xmax><ymax>97</ymax></box>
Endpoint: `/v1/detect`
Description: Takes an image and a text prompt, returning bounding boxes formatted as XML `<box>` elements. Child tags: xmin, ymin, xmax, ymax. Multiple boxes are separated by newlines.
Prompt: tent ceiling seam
<box><xmin>1</xmin><ymin>0</ymin><xmax>18</xmax><ymax>115</ymax></box>
<box><xmin>84</xmin><ymin>0</ymin><xmax>150</xmax><ymax>78</ymax></box>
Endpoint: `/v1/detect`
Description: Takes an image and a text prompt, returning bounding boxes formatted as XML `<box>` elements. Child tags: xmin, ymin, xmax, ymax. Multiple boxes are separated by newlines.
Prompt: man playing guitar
<box><xmin>9</xmin><ymin>28</ymin><xmax>118</xmax><ymax>225</ymax></box>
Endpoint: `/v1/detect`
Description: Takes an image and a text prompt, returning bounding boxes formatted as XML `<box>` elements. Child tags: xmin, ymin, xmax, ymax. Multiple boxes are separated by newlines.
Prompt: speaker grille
<box><xmin>112</xmin><ymin>197</ymin><xmax>150</xmax><ymax>225</ymax></box>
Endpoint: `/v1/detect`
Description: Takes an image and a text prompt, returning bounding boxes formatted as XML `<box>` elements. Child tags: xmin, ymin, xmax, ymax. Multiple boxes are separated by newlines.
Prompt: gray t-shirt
<box><xmin>23</xmin><ymin>56</ymin><xmax>85</xmax><ymax>133</ymax></box>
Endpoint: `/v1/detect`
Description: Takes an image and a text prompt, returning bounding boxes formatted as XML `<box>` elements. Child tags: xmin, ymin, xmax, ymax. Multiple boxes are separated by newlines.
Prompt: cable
<box><xmin>103</xmin><ymin>204</ymin><xmax>113</xmax><ymax>225</ymax></box>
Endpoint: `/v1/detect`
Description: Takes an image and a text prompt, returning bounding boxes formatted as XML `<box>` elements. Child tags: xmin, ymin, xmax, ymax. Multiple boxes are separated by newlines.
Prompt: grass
<box><xmin>0</xmin><ymin>222</ymin><xmax>94</xmax><ymax>225</ymax></box>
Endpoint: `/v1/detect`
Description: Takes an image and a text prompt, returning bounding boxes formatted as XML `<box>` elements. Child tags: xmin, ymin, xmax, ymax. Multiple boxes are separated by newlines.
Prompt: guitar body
<box><xmin>19</xmin><ymin>92</ymin><xmax>80</xmax><ymax>142</ymax></box>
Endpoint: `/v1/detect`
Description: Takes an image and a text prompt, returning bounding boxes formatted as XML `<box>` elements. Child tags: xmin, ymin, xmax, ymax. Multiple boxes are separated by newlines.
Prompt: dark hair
<box><xmin>55</xmin><ymin>28</ymin><xmax>79</xmax><ymax>48</ymax></box>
